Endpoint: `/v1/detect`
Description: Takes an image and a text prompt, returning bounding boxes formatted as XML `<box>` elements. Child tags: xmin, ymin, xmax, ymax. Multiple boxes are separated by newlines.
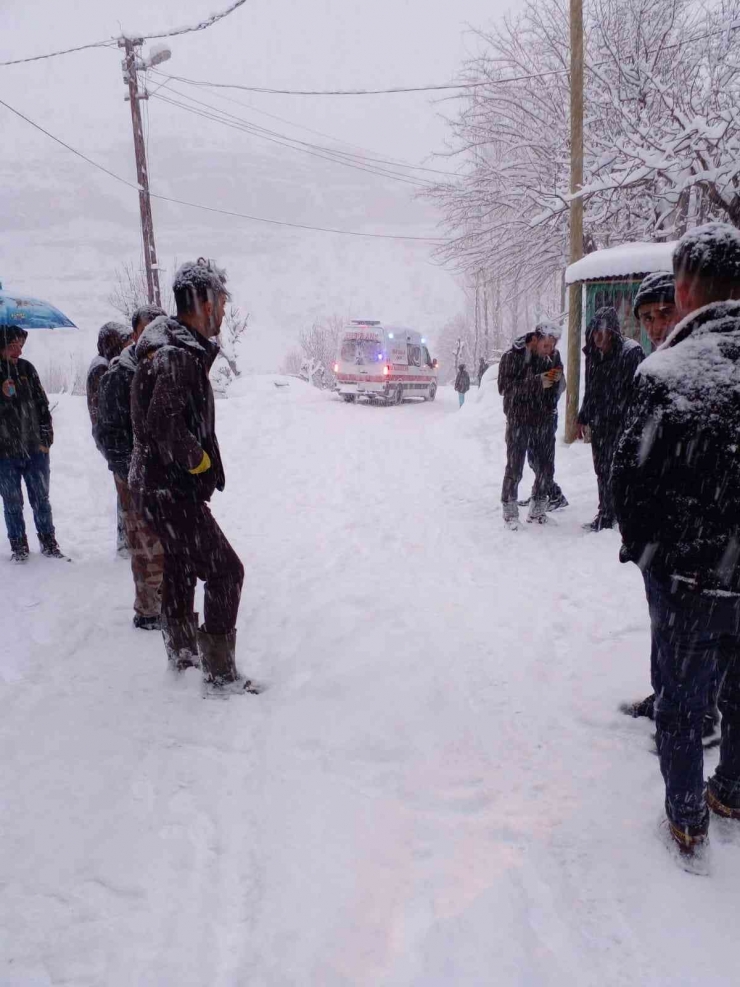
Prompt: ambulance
<box><xmin>333</xmin><ymin>321</ymin><xmax>439</xmax><ymax>404</ymax></box>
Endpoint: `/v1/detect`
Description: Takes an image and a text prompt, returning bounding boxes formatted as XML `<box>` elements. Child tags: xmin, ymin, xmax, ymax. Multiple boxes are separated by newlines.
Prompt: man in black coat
<box><xmin>613</xmin><ymin>222</ymin><xmax>740</xmax><ymax>859</ymax></box>
<box><xmin>454</xmin><ymin>363</ymin><xmax>471</xmax><ymax>407</ymax></box>
<box><xmin>498</xmin><ymin>322</ymin><xmax>565</xmax><ymax>527</ymax></box>
<box><xmin>575</xmin><ymin>307</ymin><xmax>644</xmax><ymax>531</ymax></box>
<box><xmin>130</xmin><ymin>259</ymin><xmax>255</xmax><ymax>692</ymax></box>
<box><xmin>0</xmin><ymin>325</ymin><xmax>65</xmax><ymax>561</ymax></box>
<box><xmin>96</xmin><ymin>304</ymin><xmax>165</xmax><ymax>629</ymax></box>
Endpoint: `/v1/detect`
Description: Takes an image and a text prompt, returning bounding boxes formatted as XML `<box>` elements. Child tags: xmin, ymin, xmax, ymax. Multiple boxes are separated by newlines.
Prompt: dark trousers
<box><xmin>0</xmin><ymin>452</ymin><xmax>55</xmax><ymax>544</ymax></box>
<box><xmin>646</xmin><ymin>571</ymin><xmax>740</xmax><ymax>830</ymax></box>
<box><xmin>144</xmin><ymin>498</ymin><xmax>244</xmax><ymax>636</ymax></box>
<box><xmin>501</xmin><ymin>421</ymin><xmax>555</xmax><ymax>504</ymax></box>
<box><xmin>590</xmin><ymin>425</ymin><xmax>619</xmax><ymax>522</ymax></box>
<box><xmin>527</xmin><ymin>415</ymin><xmax>563</xmax><ymax>500</ymax></box>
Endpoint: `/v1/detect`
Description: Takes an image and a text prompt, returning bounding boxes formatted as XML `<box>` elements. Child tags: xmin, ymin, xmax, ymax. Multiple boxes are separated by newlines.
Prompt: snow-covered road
<box><xmin>2</xmin><ymin>378</ymin><xmax>738</xmax><ymax>986</ymax></box>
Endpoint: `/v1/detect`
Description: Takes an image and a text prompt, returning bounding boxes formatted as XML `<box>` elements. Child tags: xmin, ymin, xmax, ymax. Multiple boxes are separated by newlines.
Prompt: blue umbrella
<box><xmin>0</xmin><ymin>289</ymin><xmax>77</xmax><ymax>330</ymax></box>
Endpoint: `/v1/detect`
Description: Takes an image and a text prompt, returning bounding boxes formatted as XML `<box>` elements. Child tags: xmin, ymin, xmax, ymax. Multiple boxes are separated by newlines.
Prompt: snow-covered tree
<box><xmin>428</xmin><ymin>0</ymin><xmax>740</xmax><ymax>293</ymax></box>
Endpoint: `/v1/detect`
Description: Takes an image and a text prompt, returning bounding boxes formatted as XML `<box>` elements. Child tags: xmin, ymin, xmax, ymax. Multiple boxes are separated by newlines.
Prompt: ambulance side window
<box><xmin>422</xmin><ymin>346</ymin><xmax>433</xmax><ymax>368</ymax></box>
<box><xmin>407</xmin><ymin>345</ymin><xmax>421</xmax><ymax>367</ymax></box>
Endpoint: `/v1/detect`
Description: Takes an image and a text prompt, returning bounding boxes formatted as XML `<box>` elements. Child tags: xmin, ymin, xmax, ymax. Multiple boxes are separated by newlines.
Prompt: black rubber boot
<box><xmin>197</xmin><ymin>628</ymin><xmax>239</xmax><ymax>685</ymax></box>
<box><xmin>162</xmin><ymin>615</ymin><xmax>200</xmax><ymax>670</ymax></box>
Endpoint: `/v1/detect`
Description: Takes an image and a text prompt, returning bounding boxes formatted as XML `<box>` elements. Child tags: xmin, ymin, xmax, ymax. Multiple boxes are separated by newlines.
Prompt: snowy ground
<box><xmin>1</xmin><ymin>378</ymin><xmax>739</xmax><ymax>986</ymax></box>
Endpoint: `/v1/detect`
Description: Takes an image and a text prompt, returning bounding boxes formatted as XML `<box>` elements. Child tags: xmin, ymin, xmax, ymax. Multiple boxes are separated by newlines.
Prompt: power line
<box><xmin>141</xmin><ymin>0</ymin><xmax>250</xmax><ymax>40</ymax></box>
<box><xmin>149</xmin><ymin>86</ymin><xmax>434</xmax><ymax>188</ymax></box>
<box><xmin>149</xmin><ymin>68</ymin><xmax>454</xmax><ymax>176</ymax></box>
<box><xmin>0</xmin><ymin>95</ymin><xmax>445</xmax><ymax>243</ymax></box>
<box><xmin>0</xmin><ymin>39</ymin><xmax>114</xmax><ymax>67</ymax></box>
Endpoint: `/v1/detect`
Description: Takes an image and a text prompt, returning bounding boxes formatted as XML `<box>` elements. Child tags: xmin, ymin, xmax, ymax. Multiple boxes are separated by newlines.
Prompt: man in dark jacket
<box><xmin>498</xmin><ymin>322</ymin><xmax>564</xmax><ymax>527</ymax></box>
<box><xmin>86</xmin><ymin>321</ymin><xmax>132</xmax><ymax>432</ymax></box>
<box><xmin>130</xmin><ymin>259</ymin><xmax>254</xmax><ymax>691</ymax></box>
<box><xmin>96</xmin><ymin>304</ymin><xmax>166</xmax><ymax>629</ymax></box>
<box><xmin>575</xmin><ymin>307</ymin><xmax>644</xmax><ymax>531</ymax></box>
<box><xmin>613</xmin><ymin>222</ymin><xmax>740</xmax><ymax>860</ymax></box>
<box><xmin>454</xmin><ymin>363</ymin><xmax>471</xmax><ymax>407</ymax></box>
<box><xmin>87</xmin><ymin>320</ymin><xmax>132</xmax><ymax>555</ymax></box>
<box><xmin>0</xmin><ymin>325</ymin><xmax>65</xmax><ymax>562</ymax></box>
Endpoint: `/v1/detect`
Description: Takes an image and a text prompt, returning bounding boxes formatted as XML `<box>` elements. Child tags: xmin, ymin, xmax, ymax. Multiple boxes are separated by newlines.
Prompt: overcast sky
<box><xmin>1</xmin><ymin>0</ymin><xmax>522</xmax><ymax>366</ymax></box>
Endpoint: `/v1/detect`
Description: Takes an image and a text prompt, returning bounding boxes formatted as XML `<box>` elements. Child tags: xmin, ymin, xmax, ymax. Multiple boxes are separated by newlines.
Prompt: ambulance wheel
<box><xmin>394</xmin><ymin>385</ymin><xmax>404</xmax><ymax>405</ymax></box>
<box><xmin>426</xmin><ymin>382</ymin><xmax>437</xmax><ymax>402</ymax></box>
<box><xmin>343</xmin><ymin>394</ymin><xmax>356</xmax><ymax>403</ymax></box>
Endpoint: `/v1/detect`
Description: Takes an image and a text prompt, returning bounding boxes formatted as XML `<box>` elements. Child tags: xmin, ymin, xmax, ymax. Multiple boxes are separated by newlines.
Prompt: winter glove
<box><xmin>619</xmin><ymin>544</ymin><xmax>633</xmax><ymax>564</ymax></box>
<box><xmin>189</xmin><ymin>450</ymin><xmax>211</xmax><ymax>475</ymax></box>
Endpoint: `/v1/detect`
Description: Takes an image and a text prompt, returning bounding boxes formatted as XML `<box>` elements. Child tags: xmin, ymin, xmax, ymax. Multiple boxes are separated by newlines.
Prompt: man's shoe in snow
<box><xmin>133</xmin><ymin>613</ymin><xmax>162</xmax><ymax>631</ymax></box>
<box><xmin>10</xmin><ymin>538</ymin><xmax>29</xmax><ymax>563</ymax></box>
<box><xmin>707</xmin><ymin>779</ymin><xmax>740</xmax><ymax>821</ymax></box>
<box><xmin>162</xmin><ymin>615</ymin><xmax>200</xmax><ymax>671</ymax></box>
<box><xmin>502</xmin><ymin>501</ymin><xmax>520</xmax><ymax>530</ymax></box>
<box><xmin>621</xmin><ymin>693</ymin><xmax>656</xmax><ymax>719</ymax></box>
<box><xmin>583</xmin><ymin>514</ymin><xmax>614</xmax><ymax>532</ymax></box>
<box><xmin>527</xmin><ymin>498</ymin><xmax>549</xmax><ymax>524</ymax></box>
<box><xmin>39</xmin><ymin>534</ymin><xmax>68</xmax><ymax>559</ymax></box>
<box><xmin>197</xmin><ymin>627</ymin><xmax>260</xmax><ymax>694</ymax></box>
<box><xmin>547</xmin><ymin>492</ymin><xmax>569</xmax><ymax>511</ymax></box>
<box><xmin>660</xmin><ymin>817</ymin><xmax>710</xmax><ymax>875</ymax></box>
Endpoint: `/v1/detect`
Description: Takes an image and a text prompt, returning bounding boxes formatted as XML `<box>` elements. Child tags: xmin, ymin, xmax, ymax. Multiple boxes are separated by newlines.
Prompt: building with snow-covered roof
<box><xmin>566</xmin><ymin>241</ymin><xmax>677</xmax><ymax>352</ymax></box>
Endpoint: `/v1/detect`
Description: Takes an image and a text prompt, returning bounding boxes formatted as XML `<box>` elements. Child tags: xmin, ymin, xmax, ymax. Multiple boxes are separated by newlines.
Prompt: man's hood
<box><xmin>97</xmin><ymin>322</ymin><xmax>132</xmax><ymax>360</ymax></box>
<box><xmin>110</xmin><ymin>343</ymin><xmax>139</xmax><ymax>375</ymax></box>
<box><xmin>135</xmin><ymin>316</ymin><xmax>218</xmax><ymax>366</ymax></box>
<box><xmin>584</xmin><ymin>306</ymin><xmax>623</xmax><ymax>353</ymax></box>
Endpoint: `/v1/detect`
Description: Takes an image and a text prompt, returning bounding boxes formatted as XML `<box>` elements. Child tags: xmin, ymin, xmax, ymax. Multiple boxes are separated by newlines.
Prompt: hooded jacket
<box><xmin>577</xmin><ymin>308</ymin><xmax>644</xmax><ymax>431</ymax></box>
<box><xmin>454</xmin><ymin>367</ymin><xmax>471</xmax><ymax>393</ymax></box>
<box><xmin>87</xmin><ymin>322</ymin><xmax>132</xmax><ymax>429</ymax></box>
<box><xmin>613</xmin><ymin>300</ymin><xmax>740</xmax><ymax>592</ymax></box>
<box><xmin>95</xmin><ymin>343</ymin><xmax>138</xmax><ymax>479</ymax></box>
<box><xmin>129</xmin><ymin>317</ymin><xmax>225</xmax><ymax>503</ymax></box>
<box><xmin>497</xmin><ymin>335</ymin><xmax>564</xmax><ymax>426</ymax></box>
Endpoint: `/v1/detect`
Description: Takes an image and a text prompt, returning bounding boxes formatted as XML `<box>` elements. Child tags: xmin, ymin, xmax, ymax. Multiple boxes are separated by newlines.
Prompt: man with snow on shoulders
<box><xmin>575</xmin><ymin>307</ymin><xmax>644</xmax><ymax>532</ymax></box>
<box><xmin>612</xmin><ymin>222</ymin><xmax>740</xmax><ymax>862</ymax></box>
<box><xmin>0</xmin><ymin>325</ymin><xmax>66</xmax><ymax>562</ymax></box>
<box><xmin>498</xmin><ymin>322</ymin><xmax>565</xmax><ymax>528</ymax></box>
<box><xmin>130</xmin><ymin>258</ymin><xmax>257</xmax><ymax>694</ymax></box>
<box><xmin>96</xmin><ymin>303</ymin><xmax>166</xmax><ymax>631</ymax></box>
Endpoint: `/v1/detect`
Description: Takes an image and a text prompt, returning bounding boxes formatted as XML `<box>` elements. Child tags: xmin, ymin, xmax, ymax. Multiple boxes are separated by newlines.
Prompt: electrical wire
<box><xmin>149</xmin><ymin>86</ymin><xmax>434</xmax><ymax>188</ymax></box>
<box><xmin>0</xmin><ymin>95</ymin><xmax>446</xmax><ymax>243</ymax></box>
<box><xmin>151</xmin><ymin>21</ymin><xmax>740</xmax><ymax>97</ymax></box>
<box><xmin>141</xmin><ymin>0</ymin><xmax>250</xmax><ymax>40</ymax></box>
<box><xmin>0</xmin><ymin>39</ymin><xmax>114</xmax><ymax>67</ymax></box>
<box><xmin>148</xmin><ymin>68</ymin><xmax>454</xmax><ymax>176</ymax></box>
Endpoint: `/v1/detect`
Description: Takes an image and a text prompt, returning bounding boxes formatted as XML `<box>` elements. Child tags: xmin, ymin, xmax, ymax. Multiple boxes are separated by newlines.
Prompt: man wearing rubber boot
<box><xmin>129</xmin><ymin>258</ymin><xmax>254</xmax><ymax>693</ymax></box>
<box><xmin>613</xmin><ymin>223</ymin><xmax>740</xmax><ymax>862</ymax></box>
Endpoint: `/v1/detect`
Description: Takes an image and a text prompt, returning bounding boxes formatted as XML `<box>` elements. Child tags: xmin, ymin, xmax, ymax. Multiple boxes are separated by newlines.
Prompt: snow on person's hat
<box><xmin>633</xmin><ymin>272</ymin><xmax>674</xmax><ymax>318</ymax></box>
<box><xmin>534</xmin><ymin>321</ymin><xmax>563</xmax><ymax>340</ymax></box>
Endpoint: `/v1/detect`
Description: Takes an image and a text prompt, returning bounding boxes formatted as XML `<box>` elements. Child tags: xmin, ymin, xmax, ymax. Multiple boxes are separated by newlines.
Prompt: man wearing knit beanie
<box><xmin>633</xmin><ymin>271</ymin><xmax>678</xmax><ymax>349</ymax></box>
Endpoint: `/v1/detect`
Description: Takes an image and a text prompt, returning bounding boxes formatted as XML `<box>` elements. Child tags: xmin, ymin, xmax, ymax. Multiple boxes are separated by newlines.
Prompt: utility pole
<box><xmin>565</xmin><ymin>0</ymin><xmax>584</xmax><ymax>443</ymax></box>
<box><xmin>118</xmin><ymin>38</ymin><xmax>170</xmax><ymax>307</ymax></box>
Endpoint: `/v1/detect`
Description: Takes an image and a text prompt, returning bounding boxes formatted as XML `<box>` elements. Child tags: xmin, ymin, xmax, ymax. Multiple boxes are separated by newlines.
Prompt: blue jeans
<box><xmin>458</xmin><ymin>392</ymin><xmax>466</xmax><ymax>407</ymax></box>
<box><xmin>645</xmin><ymin>571</ymin><xmax>740</xmax><ymax>830</ymax></box>
<box><xmin>0</xmin><ymin>452</ymin><xmax>55</xmax><ymax>544</ymax></box>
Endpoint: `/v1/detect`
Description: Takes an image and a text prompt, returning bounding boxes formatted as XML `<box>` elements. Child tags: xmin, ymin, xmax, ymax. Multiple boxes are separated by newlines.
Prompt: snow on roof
<box><xmin>565</xmin><ymin>241</ymin><xmax>677</xmax><ymax>285</ymax></box>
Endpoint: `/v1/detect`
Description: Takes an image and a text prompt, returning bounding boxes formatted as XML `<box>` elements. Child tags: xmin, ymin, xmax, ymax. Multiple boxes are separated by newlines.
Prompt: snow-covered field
<box><xmin>1</xmin><ymin>377</ymin><xmax>738</xmax><ymax>986</ymax></box>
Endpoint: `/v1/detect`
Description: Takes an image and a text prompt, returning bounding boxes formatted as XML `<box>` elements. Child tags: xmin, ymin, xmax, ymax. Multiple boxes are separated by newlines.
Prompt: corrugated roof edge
<box><xmin>565</xmin><ymin>241</ymin><xmax>677</xmax><ymax>285</ymax></box>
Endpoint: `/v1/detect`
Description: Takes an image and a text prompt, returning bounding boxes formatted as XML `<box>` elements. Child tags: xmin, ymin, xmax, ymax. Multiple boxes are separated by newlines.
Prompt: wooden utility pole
<box><xmin>565</xmin><ymin>0</ymin><xmax>584</xmax><ymax>443</ymax></box>
<box><xmin>119</xmin><ymin>38</ymin><xmax>161</xmax><ymax>307</ymax></box>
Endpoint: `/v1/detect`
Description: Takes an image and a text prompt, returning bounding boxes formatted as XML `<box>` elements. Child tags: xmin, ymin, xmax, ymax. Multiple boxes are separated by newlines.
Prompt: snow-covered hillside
<box><xmin>1</xmin><ymin>378</ymin><xmax>738</xmax><ymax>986</ymax></box>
